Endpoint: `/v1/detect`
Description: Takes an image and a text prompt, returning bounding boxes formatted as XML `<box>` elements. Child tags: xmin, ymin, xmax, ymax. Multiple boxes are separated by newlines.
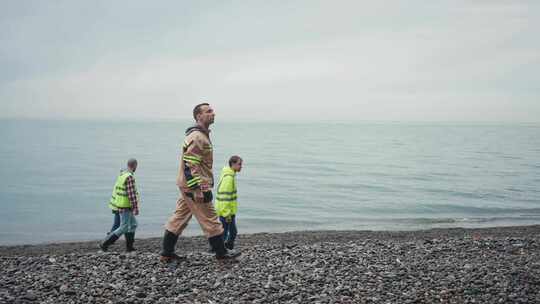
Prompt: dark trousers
<box><xmin>219</xmin><ymin>215</ymin><xmax>237</xmax><ymax>246</ymax></box>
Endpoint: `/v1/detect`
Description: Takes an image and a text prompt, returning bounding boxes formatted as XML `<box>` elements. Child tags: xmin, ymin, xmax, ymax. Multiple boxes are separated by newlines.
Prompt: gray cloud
<box><xmin>1</xmin><ymin>0</ymin><xmax>539</xmax><ymax>122</ymax></box>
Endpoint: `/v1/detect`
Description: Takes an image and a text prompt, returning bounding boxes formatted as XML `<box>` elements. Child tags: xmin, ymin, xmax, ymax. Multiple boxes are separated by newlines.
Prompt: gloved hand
<box><xmin>203</xmin><ymin>191</ymin><xmax>213</xmax><ymax>203</ymax></box>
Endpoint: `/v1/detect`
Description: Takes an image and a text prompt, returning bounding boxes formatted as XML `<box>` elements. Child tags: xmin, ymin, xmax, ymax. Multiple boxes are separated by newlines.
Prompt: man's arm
<box><xmin>126</xmin><ymin>175</ymin><xmax>139</xmax><ymax>215</ymax></box>
<box><xmin>182</xmin><ymin>135</ymin><xmax>205</xmax><ymax>202</ymax></box>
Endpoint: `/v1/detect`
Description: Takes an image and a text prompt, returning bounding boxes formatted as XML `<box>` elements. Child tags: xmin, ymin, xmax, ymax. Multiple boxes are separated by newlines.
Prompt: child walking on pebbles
<box><xmin>215</xmin><ymin>156</ymin><xmax>243</xmax><ymax>250</ymax></box>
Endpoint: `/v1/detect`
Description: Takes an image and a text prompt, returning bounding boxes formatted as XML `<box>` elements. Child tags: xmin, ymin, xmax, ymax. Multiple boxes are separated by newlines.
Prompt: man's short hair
<box><xmin>193</xmin><ymin>103</ymin><xmax>210</xmax><ymax>121</ymax></box>
<box><xmin>229</xmin><ymin>155</ymin><xmax>242</xmax><ymax>167</ymax></box>
<box><xmin>127</xmin><ymin>158</ymin><xmax>138</xmax><ymax>168</ymax></box>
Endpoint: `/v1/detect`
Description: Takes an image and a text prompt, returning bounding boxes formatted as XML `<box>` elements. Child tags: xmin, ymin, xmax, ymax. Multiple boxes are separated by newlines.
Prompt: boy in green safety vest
<box><xmin>215</xmin><ymin>156</ymin><xmax>243</xmax><ymax>250</ymax></box>
<box><xmin>100</xmin><ymin>158</ymin><xmax>140</xmax><ymax>252</ymax></box>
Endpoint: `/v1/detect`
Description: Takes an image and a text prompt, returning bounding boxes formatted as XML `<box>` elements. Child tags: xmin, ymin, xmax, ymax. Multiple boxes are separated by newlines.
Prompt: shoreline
<box><xmin>1</xmin><ymin>224</ymin><xmax>539</xmax><ymax>257</ymax></box>
<box><xmin>2</xmin><ymin>225</ymin><xmax>539</xmax><ymax>303</ymax></box>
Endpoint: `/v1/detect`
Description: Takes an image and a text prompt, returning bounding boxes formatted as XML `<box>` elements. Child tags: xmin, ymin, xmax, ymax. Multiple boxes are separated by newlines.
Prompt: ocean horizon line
<box><xmin>1</xmin><ymin>116</ymin><xmax>539</xmax><ymax>127</ymax></box>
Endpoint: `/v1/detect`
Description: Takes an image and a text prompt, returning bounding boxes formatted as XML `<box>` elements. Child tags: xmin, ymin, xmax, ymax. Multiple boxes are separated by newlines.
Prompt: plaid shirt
<box><xmin>125</xmin><ymin>175</ymin><xmax>139</xmax><ymax>212</ymax></box>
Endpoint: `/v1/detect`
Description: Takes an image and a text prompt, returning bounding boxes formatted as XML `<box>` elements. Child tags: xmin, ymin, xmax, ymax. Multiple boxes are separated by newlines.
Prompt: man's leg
<box><xmin>109</xmin><ymin>211</ymin><xmax>130</xmax><ymax>243</ymax></box>
<box><xmin>188</xmin><ymin>198</ymin><xmax>240</xmax><ymax>260</ymax></box>
<box><xmin>160</xmin><ymin>197</ymin><xmax>192</xmax><ymax>262</ymax></box>
<box><xmin>101</xmin><ymin>210</ymin><xmax>129</xmax><ymax>251</ymax></box>
<box><xmin>219</xmin><ymin>216</ymin><xmax>230</xmax><ymax>242</ymax></box>
<box><xmin>209</xmin><ymin>216</ymin><xmax>227</xmax><ymax>253</ymax></box>
<box><xmin>125</xmin><ymin>211</ymin><xmax>137</xmax><ymax>252</ymax></box>
<box><xmin>213</xmin><ymin>216</ymin><xmax>229</xmax><ymax>253</ymax></box>
<box><xmin>225</xmin><ymin>215</ymin><xmax>237</xmax><ymax>250</ymax></box>
<box><xmin>109</xmin><ymin>211</ymin><xmax>120</xmax><ymax>234</ymax></box>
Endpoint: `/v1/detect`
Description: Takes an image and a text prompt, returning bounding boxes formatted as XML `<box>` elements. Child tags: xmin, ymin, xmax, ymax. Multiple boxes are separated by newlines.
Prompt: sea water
<box><xmin>1</xmin><ymin>119</ymin><xmax>539</xmax><ymax>245</ymax></box>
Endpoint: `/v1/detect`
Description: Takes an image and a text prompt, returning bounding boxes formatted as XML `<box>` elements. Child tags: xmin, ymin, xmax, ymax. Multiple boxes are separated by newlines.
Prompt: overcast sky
<box><xmin>1</xmin><ymin>1</ymin><xmax>539</xmax><ymax>122</ymax></box>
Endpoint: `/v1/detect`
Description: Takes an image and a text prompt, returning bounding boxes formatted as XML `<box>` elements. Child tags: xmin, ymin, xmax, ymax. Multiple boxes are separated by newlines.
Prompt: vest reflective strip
<box><xmin>217</xmin><ymin>193</ymin><xmax>237</xmax><ymax>197</ymax></box>
<box><xmin>187</xmin><ymin>176</ymin><xmax>201</xmax><ymax>187</ymax></box>
<box><xmin>184</xmin><ymin>154</ymin><xmax>202</xmax><ymax>161</ymax></box>
<box><xmin>216</xmin><ymin>197</ymin><xmax>237</xmax><ymax>202</ymax></box>
<box><xmin>217</xmin><ymin>193</ymin><xmax>237</xmax><ymax>199</ymax></box>
<box><xmin>217</xmin><ymin>191</ymin><xmax>237</xmax><ymax>195</ymax></box>
<box><xmin>183</xmin><ymin>155</ymin><xmax>201</xmax><ymax>164</ymax></box>
<box><xmin>217</xmin><ymin>192</ymin><xmax>237</xmax><ymax>196</ymax></box>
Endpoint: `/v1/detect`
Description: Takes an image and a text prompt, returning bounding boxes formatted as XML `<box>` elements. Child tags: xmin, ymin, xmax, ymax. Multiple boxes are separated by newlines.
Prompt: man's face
<box><xmin>198</xmin><ymin>105</ymin><xmax>215</xmax><ymax>125</ymax></box>
<box><xmin>130</xmin><ymin>163</ymin><xmax>138</xmax><ymax>173</ymax></box>
<box><xmin>232</xmin><ymin>160</ymin><xmax>242</xmax><ymax>172</ymax></box>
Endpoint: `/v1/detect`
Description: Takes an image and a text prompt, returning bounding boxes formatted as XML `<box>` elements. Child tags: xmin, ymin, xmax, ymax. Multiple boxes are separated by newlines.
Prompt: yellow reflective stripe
<box><xmin>183</xmin><ymin>154</ymin><xmax>202</xmax><ymax>161</ymax></box>
<box><xmin>186</xmin><ymin>177</ymin><xmax>201</xmax><ymax>187</ymax></box>
<box><xmin>187</xmin><ymin>181</ymin><xmax>199</xmax><ymax>188</ymax></box>
<box><xmin>187</xmin><ymin>181</ymin><xmax>200</xmax><ymax>188</ymax></box>
<box><xmin>183</xmin><ymin>155</ymin><xmax>201</xmax><ymax>164</ymax></box>
<box><xmin>217</xmin><ymin>193</ymin><xmax>237</xmax><ymax>199</ymax></box>
<box><xmin>187</xmin><ymin>176</ymin><xmax>201</xmax><ymax>182</ymax></box>
<box><xmin>217</xmin><ymin>191</ymin><xmax>237</xmax><ymax>195</ymax></box>
<box><xmin>182</xmin><ymin>140</ymin><xmax>193</xmax><ymax>150</ymax></box>
<box><xmin>217</xmin><ymin>193</ymin><xmax>237</xmax><ymax>197</ymax></box>
<box><xmin>216</xmin><ymin>197</ymin><xmax>237</xmax><ymax>202</ymax></box>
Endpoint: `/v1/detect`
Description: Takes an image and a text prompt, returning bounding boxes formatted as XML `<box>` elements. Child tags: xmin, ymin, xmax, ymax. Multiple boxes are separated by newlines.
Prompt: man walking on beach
<box><xmin>160</xmin><ymin>103</ymin><xmax>240</xmax><ymax>262</ymax></box>
<box><xmin>100</xmin><ymin>158</ymin><xmax>140</xmax><ymax>252</ymax></box>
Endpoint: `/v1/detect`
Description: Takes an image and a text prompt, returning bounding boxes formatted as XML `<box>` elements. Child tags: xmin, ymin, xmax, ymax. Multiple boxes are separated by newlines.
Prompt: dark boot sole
<box><xmin>159</xmin><ymin>255</ymin><xmax>186</xmax><ymax>263</ymax></box>
<box><xmin>216</xmin><ymin>252</ymin><xmax>241</xmax><ymax>260</ymax></box>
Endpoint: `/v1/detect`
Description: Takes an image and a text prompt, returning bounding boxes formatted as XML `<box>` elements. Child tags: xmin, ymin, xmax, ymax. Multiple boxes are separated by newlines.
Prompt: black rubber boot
<box><xmin>100</xmin><ymin>233</ymin><xmax>119</xmax><ymax>252</ymax></box>
<box><xmin>125</xmin><ymin>232</ymin><xmax>136</xmax><ymax>252</ymax></box>
<box><xmin>208</xmin><ymin>234</ymin><xmax>241</xmax><ymax>260</ymax></box>
<box><xmin>225</xmin><ymin>241</ymin><xmax>234</xmax><ymax>250</ymax></box>
<box><xmin>159</xmin><ymin>230</ymin><xmax>185</xmax><ymax>262</ymax></box>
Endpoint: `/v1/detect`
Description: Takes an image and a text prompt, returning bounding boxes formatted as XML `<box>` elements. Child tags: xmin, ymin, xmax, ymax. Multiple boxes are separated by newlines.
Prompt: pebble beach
<box><xmin>1</xmin><ymin>225</ymin><xmax>539</xmax><ymax>304</ymax></box>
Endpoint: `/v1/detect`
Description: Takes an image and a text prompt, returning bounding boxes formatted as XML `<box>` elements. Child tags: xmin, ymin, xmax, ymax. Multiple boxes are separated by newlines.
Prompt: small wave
<box><xmin>394</xmin><ymin>216</ymin><xmax>540</xmax><ymax>225</ymax></box>
<box><xmin>407</xmin><ymin>218</ymin><xmax>458</xmax><ymax>224</ymax></box>
<box><xmin>418</xmin><ymin>188</ymin><xmax>509</xmax><ymax>201</ymax></box>
<box><xmin>417</xmin><ymin>204</ymin><xmax>540</xmax><ymax>215</ymax></box>
<box><xmin>501</xmin><ymin>155</ymin><xmax>523</xmax><ymax>160</ymax></box>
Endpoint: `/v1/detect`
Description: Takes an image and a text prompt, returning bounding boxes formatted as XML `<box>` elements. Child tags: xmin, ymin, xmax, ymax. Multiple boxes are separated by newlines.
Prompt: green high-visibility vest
<box><xmin>108</xmin><ymin>171</ymin><xmax>137</xmax><ymax>210</ymax></box>
<box><xmin>215</xmin><ymin>166</ymin><xmax>238</xmax><ymax>218</ymax></box>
